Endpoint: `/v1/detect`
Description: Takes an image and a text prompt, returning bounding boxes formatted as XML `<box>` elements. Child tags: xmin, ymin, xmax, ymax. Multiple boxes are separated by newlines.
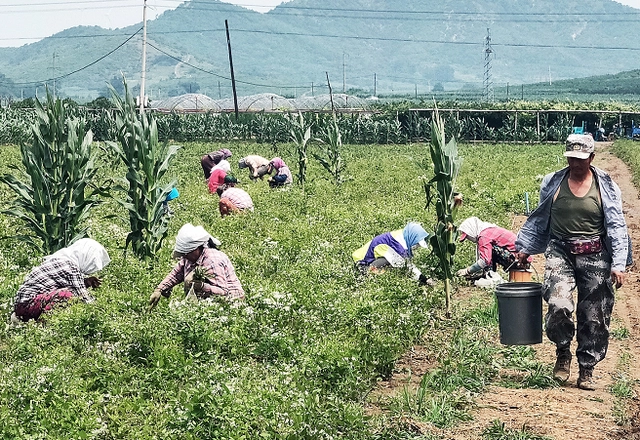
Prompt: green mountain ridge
<box><xmin>1</xmin><ymin>0</ymin><xmax>639</xmax><ymax>101</ymax></box>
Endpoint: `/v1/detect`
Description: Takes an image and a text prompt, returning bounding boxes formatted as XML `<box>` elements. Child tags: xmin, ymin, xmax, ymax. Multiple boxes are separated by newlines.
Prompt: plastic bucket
<box><xmin>495</xmin><ymin>282</ymin><xmax>542</xmax><ymax>345</ymax></box>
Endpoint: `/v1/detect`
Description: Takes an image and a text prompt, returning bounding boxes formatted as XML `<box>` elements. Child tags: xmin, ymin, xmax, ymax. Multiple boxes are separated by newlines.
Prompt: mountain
<box><xmin>0</xmin><ymin>0</ymin><xmax>639</xmax><ymax>102</ymax></box>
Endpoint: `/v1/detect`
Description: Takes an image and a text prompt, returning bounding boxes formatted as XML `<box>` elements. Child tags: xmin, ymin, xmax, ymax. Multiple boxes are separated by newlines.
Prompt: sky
<box><xmin>0</xmin><ymin>0</ymin><xmax>638</xmax><ymax>48</ymax></box>
<box><xmin>0</xmin><ymin>0</ymin><xmax>290</xmax><ymax>48</ymax></box>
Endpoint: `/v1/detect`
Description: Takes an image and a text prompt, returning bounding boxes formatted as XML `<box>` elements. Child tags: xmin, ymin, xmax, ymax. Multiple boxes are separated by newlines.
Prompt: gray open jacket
<box><xmin>515</xmin><ymin>166</ymin><xmax>628</xmax><ymax>272</ymax></box>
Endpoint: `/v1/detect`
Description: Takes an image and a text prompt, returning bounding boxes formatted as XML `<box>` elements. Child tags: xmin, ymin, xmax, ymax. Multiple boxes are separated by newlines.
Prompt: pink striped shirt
<box><xmin>157</xmin><ymin>248</ymin><xmax>244</xmax><ymax>300</ymax></box>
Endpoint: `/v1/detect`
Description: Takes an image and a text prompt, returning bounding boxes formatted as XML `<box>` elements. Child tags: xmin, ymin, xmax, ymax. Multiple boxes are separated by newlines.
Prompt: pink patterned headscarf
<box><xmin>270</xmin><ymin>157</ymin><xmax>285</xmax><ymax>169</ymax></box>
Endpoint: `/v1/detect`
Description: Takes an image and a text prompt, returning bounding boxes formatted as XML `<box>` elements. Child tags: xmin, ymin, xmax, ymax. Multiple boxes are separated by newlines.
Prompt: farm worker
<box><xmin>352</xmin><ymin>222</ymin><xmax>433</xmax><ymax>286</ymax></box>
<box><xmin>148</xmin><ymin>223</ymin><xmax>244</xmax><ymax>309</ymax></box>
<box><xmin>267</xmin><ymin>157</ymin><xmax>293</xmax><ymax>188</ymax></box>
<box><xmin>515</xmin><ymin>134</ymin><xmax>628</xmax><ymax>391</ymax></box>
<box><xmin>217</xmin><ymin>176</ymin><xmax>254</xmax><ymax>217</ymax></box>
<box><xmin>201</xmin><ymin>148</ymin><xmax>232</xmax><ymax>180</ymax></box>
<box><xmin>11</xmin><ymin>238</ymin><xmax>111</xmax><ymax>322</ymax></box>
<box><xmin>455</xmin><ymin>216</ymin><xmax>529</xmax><ymax>287</ymax></box>
<box><xmin>207</xmin><ymin>159</ymin><xmax>231</xmax><ymax>194</ymax></box>
<box><xmin>238</xmin><ymin>155</ymin><xmax>271</xmax><ymax>181</ymax></box>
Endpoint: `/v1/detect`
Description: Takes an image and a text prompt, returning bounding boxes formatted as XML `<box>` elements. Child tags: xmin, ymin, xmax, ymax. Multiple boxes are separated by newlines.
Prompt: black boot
<box><xmin>577</xmin><ymin>366</ymin><xmax>596</xmax><ymax>391</ymax></box>
<box><xmin>553</xmin><ymin>346</ymin><xmax>572</xmax><ymax>383</ymax></box>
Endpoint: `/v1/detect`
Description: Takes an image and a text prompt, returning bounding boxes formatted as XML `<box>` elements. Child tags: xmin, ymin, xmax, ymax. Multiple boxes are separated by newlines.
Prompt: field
<box><xmin>0</xmin><ymin>139</ymin><xmax>634</xmax><ymax>439</ymax></box>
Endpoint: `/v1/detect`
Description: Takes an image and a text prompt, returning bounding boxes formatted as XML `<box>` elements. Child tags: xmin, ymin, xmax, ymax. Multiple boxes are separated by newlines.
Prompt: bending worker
<box><xmin>515</xmin><ymin>134</ymin><xmax>627</xmax><ymax>391</ymax></box>
<box><xmin>149</xmin><ymin>223</ymin><xmax>244</xmax><ymax>309</ymax></box>
<box><xmin>238</xmin><ymin>155</ymin><xmax>270</xmax><ymax>181</ymax></box>
<box><xmin>456</xmin><ymin>216</ymin><xmax>524</xmax><ymax>280</ymax></box>
<box><xmin>352</xmin><ymin>221</ymin><xmax>432</xmax><ymax>286</ymax></box>
<box><xmin>12</xmin><ymin>238</ymin><xmax>111</xmax><ymax>322</ymax></box>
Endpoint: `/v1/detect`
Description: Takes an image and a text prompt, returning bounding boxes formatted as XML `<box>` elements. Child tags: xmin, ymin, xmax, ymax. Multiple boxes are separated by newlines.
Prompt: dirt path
<box><xmin>372</xmin><ymin>142</ymin><xmax>640</xmax><ymax>439</ymax></box>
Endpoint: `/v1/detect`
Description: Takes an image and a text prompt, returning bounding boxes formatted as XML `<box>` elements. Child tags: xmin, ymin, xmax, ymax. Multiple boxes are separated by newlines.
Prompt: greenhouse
<box><xmin>151</xmin><ymin>92</ymin><xmax>374</xmax><ymax>113</ymax></box>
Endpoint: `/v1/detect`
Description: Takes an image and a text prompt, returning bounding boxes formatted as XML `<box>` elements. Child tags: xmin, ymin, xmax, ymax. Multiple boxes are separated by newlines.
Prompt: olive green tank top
<box><xmin>550</xmin><ymin>173</ymin><xmax>605</xmax><ymax>239</ymax></box>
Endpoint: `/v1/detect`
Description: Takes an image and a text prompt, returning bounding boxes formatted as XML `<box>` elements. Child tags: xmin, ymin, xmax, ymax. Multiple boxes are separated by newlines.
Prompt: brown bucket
<box><xmin>509</xmin><ymin>269</ymin><xmax>533</xmax><ymax>282</ymax></box>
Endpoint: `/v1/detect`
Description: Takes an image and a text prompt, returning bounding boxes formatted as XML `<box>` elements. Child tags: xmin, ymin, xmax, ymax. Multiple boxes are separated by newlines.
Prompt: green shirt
<box><xmin>550</xmin><ymin>173</ymin><xmax>605</xmax><ymax>239</ymax></box>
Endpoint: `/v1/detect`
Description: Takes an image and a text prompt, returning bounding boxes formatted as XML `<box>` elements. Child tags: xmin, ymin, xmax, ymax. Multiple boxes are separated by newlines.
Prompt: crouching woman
<box><xmin>12</xmin><ymin>238</ymin><xmax>111</xmax><ymax>322</ymax></box>
<box><xmin>149</xmin><ymin>223</ymin><xmax>244</xmax><ymax>309</ymax></box>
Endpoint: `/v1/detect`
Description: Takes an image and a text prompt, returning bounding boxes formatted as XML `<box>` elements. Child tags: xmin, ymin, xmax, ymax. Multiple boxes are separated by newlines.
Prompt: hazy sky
<box><xmin>0</xmin><ymin>0</ymin><xmax>638</xmax><ymax>48</ymax></box>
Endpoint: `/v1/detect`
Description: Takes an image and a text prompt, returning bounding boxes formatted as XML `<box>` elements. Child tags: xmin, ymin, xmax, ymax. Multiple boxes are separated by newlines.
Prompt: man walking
<box><xmin>515</xmin><ymin>134</ymin><xmax>627</xmax><ymax>390</ymax></box>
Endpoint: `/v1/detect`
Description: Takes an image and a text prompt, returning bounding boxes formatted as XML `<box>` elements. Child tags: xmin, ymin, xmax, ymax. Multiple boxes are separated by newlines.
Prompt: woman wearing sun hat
<box><xmin>148</xmin><ymin>224</ymin><xmax>244</xmax><ymax>309</ymax></box>
<box><xmin>352</xmin><ymin>222</ymin><xmax>432</xmax><ymax>285</ymax></box>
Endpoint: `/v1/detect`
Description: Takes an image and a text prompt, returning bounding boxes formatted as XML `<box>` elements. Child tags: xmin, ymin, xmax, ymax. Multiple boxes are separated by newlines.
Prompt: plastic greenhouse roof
<box><xmin>151</xmin><ymin>93</ymin><xmax>372</xmax><ymax>113</ymax></box>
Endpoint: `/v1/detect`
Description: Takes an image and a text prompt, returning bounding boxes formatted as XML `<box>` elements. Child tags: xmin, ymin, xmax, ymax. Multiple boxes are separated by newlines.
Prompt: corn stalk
<box><xmin>313</xmin><ymin>114</ymin><xmax>345</xmax><ymax>185</ymax></box>
<box><xmin>424</xmin><ymin>110</ymin><xmax>463</xmax><ymax>318</ymax></box>
<box><xmin>290</xmin><ymin>111</ymin><xmax>311</xmax><ymax>187</ymax></box>
<box><xmin>0</xmin><ymin>89</ymin><xmax>104</xmax><ymax>253</ymax></box>
<box><xmin>107</xmin><ymin>80</ymin><xmax>180</xmax><ymax>260</ymax></box>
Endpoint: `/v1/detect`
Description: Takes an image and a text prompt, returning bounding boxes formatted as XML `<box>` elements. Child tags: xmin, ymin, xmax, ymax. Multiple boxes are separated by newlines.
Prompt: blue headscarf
<box><xmin>403</xmin><ymin>222</ymin><xmax>429</xmax><ymax>257</ymax></box>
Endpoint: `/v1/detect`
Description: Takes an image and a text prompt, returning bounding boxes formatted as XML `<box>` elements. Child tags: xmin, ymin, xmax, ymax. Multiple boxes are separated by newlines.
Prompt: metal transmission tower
<box><xmin>483</xmin><ymin>28</ymin><xmax>494</xmax><ymax>102</ymax></box>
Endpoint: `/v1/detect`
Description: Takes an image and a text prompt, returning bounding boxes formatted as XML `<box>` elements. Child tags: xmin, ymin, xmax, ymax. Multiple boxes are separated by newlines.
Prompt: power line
<box><xmin>147</xmin><ymin>41</ymin><xmax>327</xmax><ymax>90</ymax></box>
<box><xmin>1</xmin><ymin>28</ymin><xmax>142</xmax><ymax>86</ymax></box>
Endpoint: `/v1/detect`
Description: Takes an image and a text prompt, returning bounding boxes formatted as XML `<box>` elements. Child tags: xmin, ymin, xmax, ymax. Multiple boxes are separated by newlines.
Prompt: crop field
<box><xmin>0</xmin><ymin>139</ymin><xmax>566</xmax><ymax>438</ymax></box>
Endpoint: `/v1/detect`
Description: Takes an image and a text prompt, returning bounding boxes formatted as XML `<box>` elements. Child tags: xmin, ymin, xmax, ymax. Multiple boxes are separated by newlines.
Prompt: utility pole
<box><xmin>139</xmin><ymin>0</ymin><xmax>148</xmax><ymax>112</ymax></box>
<box><xmin>506</xmin><ymin>82</ymin><xmax>509</xmax><ymax>101</ymax></box>
<box><xmin>225</xmin><ymin>20</ymin><xmax>239</xmax><ymax>119</ymax></box>
<box><xmin>218</xmin><ymin>81</ymin><xmax>222</xmax><ymax>99</ymax></box>
<box><xmin>342</xmin><ymin>53</ymin><xmax>346</xmax><ymax>94</ymax></box>
<box><xmin>373</xmin><ymin>73</ymin><xmax>377</xmax><ymax>97</ymax></box>
<box><xmin>311</xmin><ymin>82</ymin><xmax>314</xmax><ymax>96</ymax></box>
<box><xmin>52</xmin><ymin>52</ymin><xmax>58</xmax><ymax>99</ymax></box>
<box><xmin>483</xmin><ymin>28</ymin><xmax>494</xmax><ymax>102</ymax></box>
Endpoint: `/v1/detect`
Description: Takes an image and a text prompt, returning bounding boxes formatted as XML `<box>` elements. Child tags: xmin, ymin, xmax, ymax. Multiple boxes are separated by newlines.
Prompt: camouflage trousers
<box><xmin>543</xmin><ymin>239</ymin><xmax>615</xmax><ymax>369</ymax></box>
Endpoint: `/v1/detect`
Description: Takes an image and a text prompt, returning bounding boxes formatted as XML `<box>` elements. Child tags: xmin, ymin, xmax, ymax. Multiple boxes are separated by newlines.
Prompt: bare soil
<box><xmin>370</xmin><ymin>142</ymin><xmax>640</xmax><ymax>440</ymax></box>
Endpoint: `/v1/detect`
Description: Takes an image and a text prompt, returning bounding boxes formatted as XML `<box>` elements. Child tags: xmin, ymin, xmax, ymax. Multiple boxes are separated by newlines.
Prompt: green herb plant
<box><xmin>0</xmin><ymin>89</ymin><xmax>104</xmax><ymax>253</ymax></box>
<box><xmin>107</xmin><ymin>79</ymin><xmax>180</xmax><ymax>260</ymax></box>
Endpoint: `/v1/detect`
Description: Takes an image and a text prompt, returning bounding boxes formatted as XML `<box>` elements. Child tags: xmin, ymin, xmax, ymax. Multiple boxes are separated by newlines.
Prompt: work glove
<box><xmin>148</xmin><ymin>289</ymin><xmax>163</xmax><ymax>311</ymax></box>
<box><xmin>456</xmin><ymin>268</ymin><xmax>469</xmax><ymax>277</ymax></box>
<box><xmin>418</xmin><ymin>274</ymin><xmax>429</xmax><ymax>286</ymax></box>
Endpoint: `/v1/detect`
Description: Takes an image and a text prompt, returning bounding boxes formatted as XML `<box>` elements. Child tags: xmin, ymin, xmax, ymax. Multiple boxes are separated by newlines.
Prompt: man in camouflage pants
<box><xmin>515</xmin><ymin>134</ymin><xmax>627</xmax><ymax>390</ymax></box>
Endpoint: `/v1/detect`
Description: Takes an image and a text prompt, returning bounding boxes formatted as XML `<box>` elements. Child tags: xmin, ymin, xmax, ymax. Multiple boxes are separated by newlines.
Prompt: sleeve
<box><xmin>475</xmin><ymin>236</ymin><xmax>493</xmax><ymax>268</ymax></box>
<box><xmin>156</xmin><ymin>260</ymin><xmax>186</xmax><ymax>297</ymax></box>
<box><xmin>379</xmin><ymin>246</ymin><xmax>407</xmax><ymax>268</ymax></box>
<box><xmin>67</xmin><ymin>266</ymin><xmax>92</xmax><ymax>302</ymax></box>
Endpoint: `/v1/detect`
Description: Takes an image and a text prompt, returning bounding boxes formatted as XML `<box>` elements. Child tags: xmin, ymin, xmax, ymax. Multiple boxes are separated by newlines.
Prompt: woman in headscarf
<box><xmin>207</xmin><ymin>159</ymin><xmax>231</xmax><ymax>194</ymax></box>
<box><xmin>352</xmin><ymin>222</ymin><xmax>432</xmax><ymax>285</ymax></box>
<box><xmin>148</xmin><ymin>224</ymin><xmax>244</xmax><ymax>309</ymax></box>
<box><xmin>267</xmin><ymin>157</ymin><xmax>293</xmax><ymax>188</ymax></box>
<box><xmin>201</xmin><ymin>148</ymin><xmax>232</xmax><ymax>180</ymax></box>
<box><xmin>217</xmin><ymin>176</ymin><xmax>254</xmax><ymax>217</ymax></box>
<box><xmin>456</xmin><ymin>216</ymin><xmax>525</xmax><ymax>281</ymax></box>
<box><xmin>12</xmin><ymin>238</ymin><xmax>111</xmax><ymax>322</ymax></box>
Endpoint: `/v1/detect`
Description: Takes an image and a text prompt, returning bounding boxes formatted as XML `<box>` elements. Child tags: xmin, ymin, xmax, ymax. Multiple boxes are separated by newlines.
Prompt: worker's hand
<box><xmin>193</xmin><ymin>280</ymin><xmax>205</xmax><ymax>292</ymax></box>
<box><xmin>148</xmin><ymin>289</ymin><xmax>163</xmax><ymax>311</ymax></box>
<box><xmin>84</xmin><ymin>276</ymin><xmax>102</xmax><ymax>288</ymax></box>
<box><xmin>456</xmin><ymin>268</ymin><xmax>469</xmax><ymax>278</ymax></box>
<box><xmin>516</xmin><ymin>252</ymin><xmax>530</xmax><ymax>268</ymax></box>
<box><xmin>611</xmin><ymin>270</ymin><xmax>626</xmax><ymax>289</ymax></box>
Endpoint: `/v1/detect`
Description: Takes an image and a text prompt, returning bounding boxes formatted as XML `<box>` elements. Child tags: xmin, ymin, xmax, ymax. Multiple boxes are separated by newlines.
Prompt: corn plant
<box><xmin>0</xmin><ymin>90</ymin><xmax>104</xmax><ymax>253</ymax></box>
<box><xmin>290</xmin><ymin>111</ymin><xmax>312</xmax><ymax>187</ymax></box>
<box><xmin>313</xmin><ymin>114</ymin><xmax>345</xmax><ymax>185</ymax></box>
<box><xmin>424</xmin><ymin>109</ymin><xmax>463</xmax><ymax>317</ymax></box>
<box><xmin>107</xmin><ymin>80</ymin><xmax>180</xmax><ymax>260</ymax></box>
